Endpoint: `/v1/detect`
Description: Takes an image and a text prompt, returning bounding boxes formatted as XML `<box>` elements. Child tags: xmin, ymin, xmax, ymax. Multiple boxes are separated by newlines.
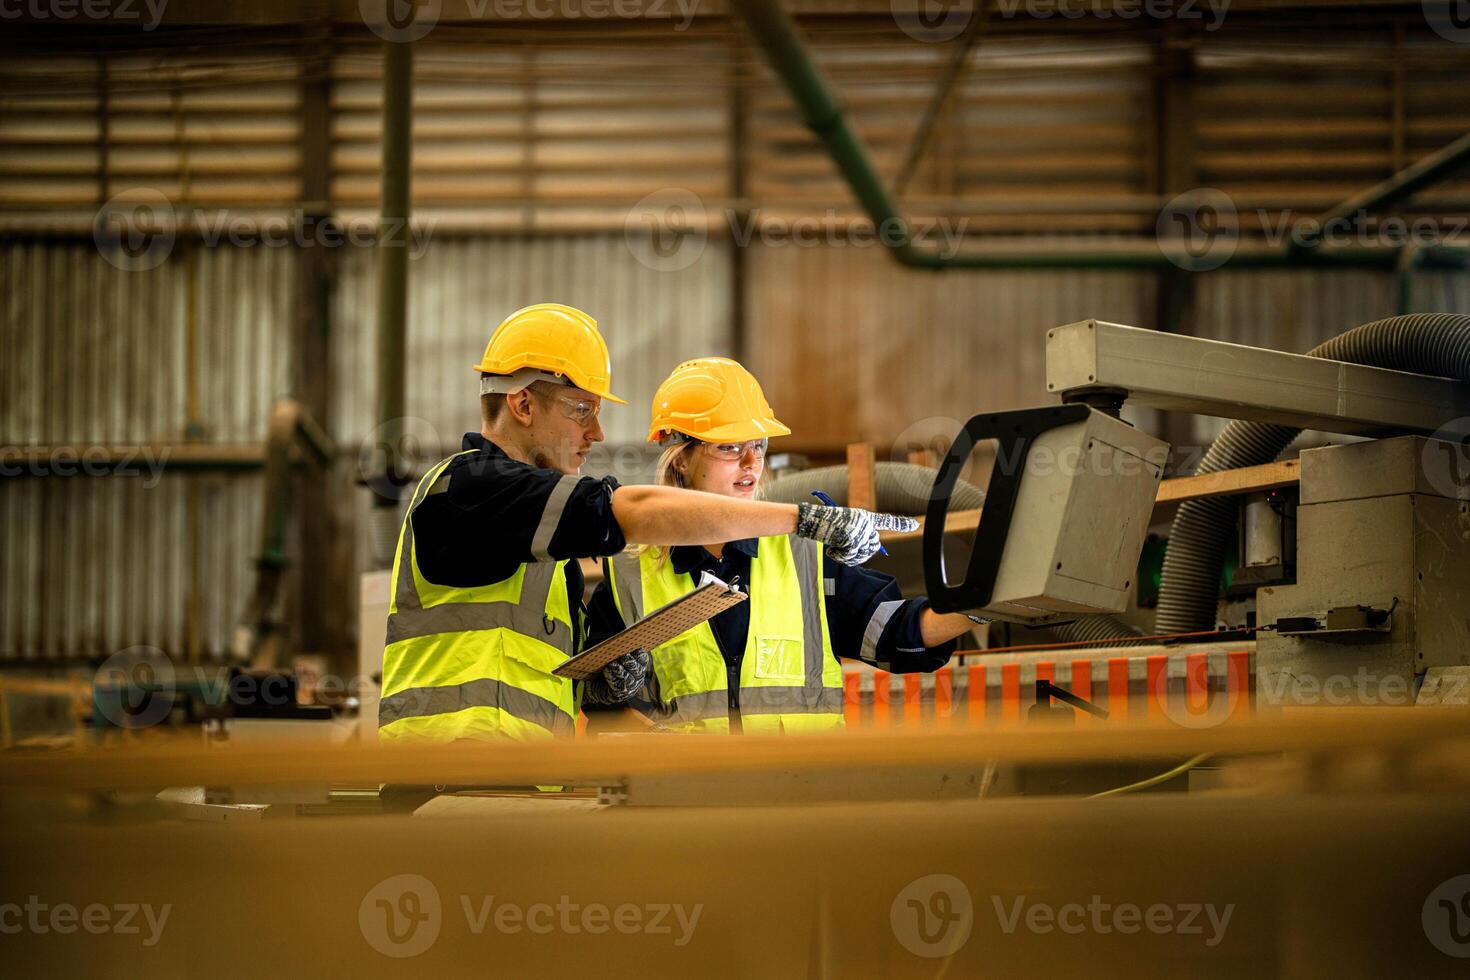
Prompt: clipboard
<box><xmin>554</xmin><ymin>572</ymin><xmax>747</xmax><ymax>681</ymax></box>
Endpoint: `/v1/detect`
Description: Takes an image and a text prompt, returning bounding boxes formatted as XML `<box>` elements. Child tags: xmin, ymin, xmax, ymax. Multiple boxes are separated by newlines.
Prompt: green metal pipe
<box><xmin>730</xmin><ymin>0</ymin><xmax>1470</xmax><ymax>274</ymax></box>
<box><xmin>1310</xmin><ymin>129</ymin><xmax>1470</xmax><ymax>240</ymax></box>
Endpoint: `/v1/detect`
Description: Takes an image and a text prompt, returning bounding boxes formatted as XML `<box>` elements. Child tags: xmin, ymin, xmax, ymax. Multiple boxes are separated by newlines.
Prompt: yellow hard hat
<box><xmin>473</xmin><ymin>303</ymin><xmax>626</xmax><ymax>404</ymax></box>
<box><xmin>648</xmin><ymin>357</ymin><xmax>791</xmax><ymax>444</ymax></box>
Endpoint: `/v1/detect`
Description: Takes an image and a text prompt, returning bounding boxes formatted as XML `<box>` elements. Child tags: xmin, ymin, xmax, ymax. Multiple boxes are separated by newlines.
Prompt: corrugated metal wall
<box><xmin>332</xmin><ymin>234</ymin><xmax>732</xmax><ymax>451</ymax></box>
<box><xmin>1</xmin><ymin>241</ymin><xmax>295</xmax><ymax>444</ymax></box>
<box><xmin>747</xmin><ymin>242</ymin><xmax>1158</xmax><ymax>448</ymax></box>
<box><xmin>0</xmin><ymin>241</ymin><xmax>295</xmax><ymax>661</ymax></box>
<box><xmin>0</xmin><ymin>474</ymin><xmax>263</xmax><ymax>663</ymax></box>
<box><xmin>4</xmin><ymin>235</ymin><xmax>1467</xmax><ymax>662</ymax></box>
<box><xmin>1</xmin><ymin>233</ymin><xmax>729</xmax><ymax>662</ymax></box>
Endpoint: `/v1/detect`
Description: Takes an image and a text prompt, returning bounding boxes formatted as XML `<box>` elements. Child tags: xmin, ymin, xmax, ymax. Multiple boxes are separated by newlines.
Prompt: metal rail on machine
<box><xmin>1046</xmin><ymin>320</ymin><xmax>1470</xmax><ymax>435</ymax></box>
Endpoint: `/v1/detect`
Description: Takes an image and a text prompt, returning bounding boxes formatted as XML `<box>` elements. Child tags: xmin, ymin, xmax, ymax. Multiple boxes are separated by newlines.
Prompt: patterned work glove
<box><xmin>795</xmin><ymin>502</ymin><xmax>919</xmax><ymax>565</ymax></box>
<box><xmin>582</xmin><ymin>648</ymin><xmax>652</xmax><ymax>706</ymax></box>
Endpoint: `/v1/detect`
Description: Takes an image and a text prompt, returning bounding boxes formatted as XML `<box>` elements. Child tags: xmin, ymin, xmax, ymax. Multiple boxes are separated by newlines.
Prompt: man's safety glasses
<box><xmin>549</xmin><ymin>393</ymin><xmax>600</xmax><ymax>426</ymax></box>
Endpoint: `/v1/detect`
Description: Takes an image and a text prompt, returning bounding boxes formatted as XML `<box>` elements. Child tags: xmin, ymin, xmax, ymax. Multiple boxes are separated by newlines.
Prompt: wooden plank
<box><xmin>881</xmin><ymin>459</ymin><xmax>1302</xmax><ymax>544</ymax></box>
<box><xmin>6</xmin><ymin>707</ymin><xmax>1470</xmax><ymax>792</ymax></box>
<box><xmin>906</xmin><ymin>448</ymin><xmax>936</xmax><ymax>468</ymax></box>
<box><xmin>845</xmin><ymin>443</ymin><xmax>876</xmax><ymax>511</ymax></box>
<box><xmin>0</xmin><ymin>677</ymin><xmax>89</xmax><ymax>699</ymax></box>
<box><xmin>1153</xmin><ymin>459</ymin><xmax>1300</xmax><ymax>505</ymax></box>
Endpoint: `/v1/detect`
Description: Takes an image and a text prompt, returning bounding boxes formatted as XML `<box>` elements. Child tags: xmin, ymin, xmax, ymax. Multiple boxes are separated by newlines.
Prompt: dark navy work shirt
<box><xmin>410</xmin><ymin>433</ymin><xmax>626</xmax><ymax>649</ymax></box>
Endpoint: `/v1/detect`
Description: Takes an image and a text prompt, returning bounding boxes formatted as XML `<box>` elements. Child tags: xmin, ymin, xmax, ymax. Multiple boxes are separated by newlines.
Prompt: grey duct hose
<box><xmin>764</xmin><ymin>462</ymin><xmax>985</xmax><ymax>514</ymax></box>
<box><xmin>1156</xmin><ymin>312</ymin><xmax>1470</xmax><ymax>633</ymax></box>
<box><xmin>1050</xmin><ymin>614</ymin><xmax>1147</xmax><ymax>645</ymax></box>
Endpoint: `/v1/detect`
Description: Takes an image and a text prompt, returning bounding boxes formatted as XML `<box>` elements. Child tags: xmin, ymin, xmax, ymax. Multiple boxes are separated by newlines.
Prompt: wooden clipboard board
<box><xmin>554</xmin><ymin>572</ymin><xmax>746</xmax><ymax>681</ymax></box>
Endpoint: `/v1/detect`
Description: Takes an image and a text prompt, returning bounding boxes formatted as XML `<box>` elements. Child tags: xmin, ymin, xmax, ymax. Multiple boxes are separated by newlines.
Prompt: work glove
<box><xmin>582</xmin><ymin>648</ymin><xmax>652</xmax><ymax>706</ymax></box>
<box><xmin>796</xmin><ymin>502</ymin><xmax>918</xmax><ymax>565</ymax></box>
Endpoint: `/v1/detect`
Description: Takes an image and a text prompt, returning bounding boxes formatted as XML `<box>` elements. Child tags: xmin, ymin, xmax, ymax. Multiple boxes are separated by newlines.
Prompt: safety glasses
<box><xmin>549</xmin><ymin>392</ymin><xmax>601</xmax><ymax>426</ymax></box>
<box><xmin>702</xmin><ymin>438</ymin><xmax>768</xmax><ymax>461</ymax></box>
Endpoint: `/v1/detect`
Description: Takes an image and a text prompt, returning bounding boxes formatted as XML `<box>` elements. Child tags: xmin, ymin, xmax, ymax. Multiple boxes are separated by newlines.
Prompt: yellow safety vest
<box><xmin>378</xmin><ymin>451</ymin><xmax>580</xmax><ymax>742</ymax></box>
<box><xmin>605</xmin><ymin>535</ymin><xmax>844</xmax><ymax>734</ymax></box>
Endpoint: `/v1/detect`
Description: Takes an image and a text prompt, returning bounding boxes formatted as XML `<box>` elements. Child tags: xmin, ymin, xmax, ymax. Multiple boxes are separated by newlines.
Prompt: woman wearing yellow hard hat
<box><xmin>586</xmin><ymin>357</ymin><xmax>977</xmax><ymax>734</ymax></box>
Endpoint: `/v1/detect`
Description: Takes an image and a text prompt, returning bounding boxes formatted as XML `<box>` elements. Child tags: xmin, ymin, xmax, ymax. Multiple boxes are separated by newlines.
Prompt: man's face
<box><xmin>524</xmin><ymin>385</ymin><xmax>605</xmax><ymax>475</ymax></box>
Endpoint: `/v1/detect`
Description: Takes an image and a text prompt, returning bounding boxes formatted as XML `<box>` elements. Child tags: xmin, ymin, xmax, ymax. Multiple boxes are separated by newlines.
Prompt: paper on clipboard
<box><xmin>554</xmin><ymin>572</ymin><xmax>746</xmax><ymax>681</ymax></box>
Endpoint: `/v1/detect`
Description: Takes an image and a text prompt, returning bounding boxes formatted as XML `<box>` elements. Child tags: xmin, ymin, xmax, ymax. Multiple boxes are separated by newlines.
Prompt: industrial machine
<box><xmin>923</xmin><ymin>315</ymin><xmax>1470</xmax><ymax>719</ymax></box>
<box><xmin>924</xmin><ymin>403</ymin><xmax>1168</xmax><ymax>626</ymax></box>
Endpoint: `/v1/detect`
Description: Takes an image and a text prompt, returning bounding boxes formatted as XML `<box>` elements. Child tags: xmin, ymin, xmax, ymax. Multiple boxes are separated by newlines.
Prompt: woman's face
<box><xmin>676</xmin><ymin>441</ymin><xmax>766</xmax><ymax>499</ymax></box>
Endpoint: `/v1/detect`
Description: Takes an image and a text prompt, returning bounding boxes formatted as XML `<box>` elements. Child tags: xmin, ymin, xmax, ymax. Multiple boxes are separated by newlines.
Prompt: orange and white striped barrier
<box><xmin>841</xmin><ymin>647</ymin><xmax>1255</xmax><ymax>730</ymax></box>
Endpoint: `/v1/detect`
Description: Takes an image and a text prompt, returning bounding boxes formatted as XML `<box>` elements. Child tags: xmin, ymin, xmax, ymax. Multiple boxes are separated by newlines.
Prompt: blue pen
<box><xmin>810</xmin><ymin>490</ymin><xmax>889</xmax><ymax>556</ymax></box>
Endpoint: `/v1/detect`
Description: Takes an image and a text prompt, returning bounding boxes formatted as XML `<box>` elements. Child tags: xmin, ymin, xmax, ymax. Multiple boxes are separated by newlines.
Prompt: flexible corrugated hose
<box><xmin>1155</xmin><ymin>312</ymin><xmax>1470</xmax><ymax>633</ymax></box>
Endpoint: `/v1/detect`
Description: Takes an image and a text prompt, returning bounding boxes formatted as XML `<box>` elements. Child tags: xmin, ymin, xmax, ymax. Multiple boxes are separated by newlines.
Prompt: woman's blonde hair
<box><xmin>634</xmin><ymin>439</ymin><xmax>767</xmax><ymax>568</ymax></box>
<box><xmin>654</xmin><ymin>440</ymin><xmax>697</xmax><ymax>491</ymax></box>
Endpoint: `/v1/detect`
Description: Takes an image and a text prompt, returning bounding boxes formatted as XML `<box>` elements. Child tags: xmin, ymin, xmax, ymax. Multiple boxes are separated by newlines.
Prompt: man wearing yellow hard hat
<box><xmin>587</xmin><ymin>357</ymin><xmax>978</xmax><ymax>733</ymax></box>
<box><xmin>379</xmin><ymin>304</ymin><xmax>918</xmax><ymax>743</ymax></box>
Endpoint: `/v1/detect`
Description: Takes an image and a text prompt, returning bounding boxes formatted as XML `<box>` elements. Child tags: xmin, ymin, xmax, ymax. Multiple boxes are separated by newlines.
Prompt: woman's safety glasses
<box><xmin>702</xmin><ymin>439</ymin><xmax>768</xmax><ymax>461</ymax></box>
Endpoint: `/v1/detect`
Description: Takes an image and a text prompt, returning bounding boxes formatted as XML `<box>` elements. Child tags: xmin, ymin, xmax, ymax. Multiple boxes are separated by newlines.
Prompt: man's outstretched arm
<box><xmin>610</xmin><ymin>485</ymin><xmax>917</xmax><ymax>566</ymax></box>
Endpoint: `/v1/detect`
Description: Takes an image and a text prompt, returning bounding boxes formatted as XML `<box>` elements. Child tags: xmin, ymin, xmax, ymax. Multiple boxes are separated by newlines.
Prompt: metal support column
<box><xmin>372</xmin><ymin>36</ymin><xmax>413</xmax><ymax>552</ymax></box>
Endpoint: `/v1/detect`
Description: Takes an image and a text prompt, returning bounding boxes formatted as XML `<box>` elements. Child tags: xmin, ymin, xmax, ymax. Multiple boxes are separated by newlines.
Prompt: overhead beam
<box><xmin>1046</xmin><ymin>320</ymin><xmax>1470</xmax><ymax>436</ymax></box>
<box><xmin>892</xmin><ymin>2</ymin><xmax>989</xmax><ymax>199</ymax></box>
<box><xmin>1305</xmin><ymin>128</ymin><xmax>1470</xmax><ymax>244</ymax></box>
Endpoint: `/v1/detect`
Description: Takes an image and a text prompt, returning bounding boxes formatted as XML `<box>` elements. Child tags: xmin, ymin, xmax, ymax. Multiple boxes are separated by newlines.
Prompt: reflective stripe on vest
<box><xmin>606</xmin><ymin>537</ymin><xmax>843</xmax><ymax>734</ymax></box>
<box><xmin>379</xmin><ymin>451</ymin><xmax>577</xmax><ymax>742</ymax></box>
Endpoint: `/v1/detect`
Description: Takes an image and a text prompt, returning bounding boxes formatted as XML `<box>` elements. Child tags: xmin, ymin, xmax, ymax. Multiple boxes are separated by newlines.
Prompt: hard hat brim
<box><xmin>648</xmin><ymin>417</ymin><xmax>791</xmax><ymax>444</ymax></box>
<box><xmin>473</xmin><ymin>360</ymin><xmax>626</xmax><ymax>404</ymax></box>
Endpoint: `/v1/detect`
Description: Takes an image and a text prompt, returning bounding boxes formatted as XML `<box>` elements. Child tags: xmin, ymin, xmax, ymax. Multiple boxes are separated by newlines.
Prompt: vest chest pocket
<box><xmin>752</xmin><ymin>635</ymin><xmax>805</xmax><ymax>682</ymax></box>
